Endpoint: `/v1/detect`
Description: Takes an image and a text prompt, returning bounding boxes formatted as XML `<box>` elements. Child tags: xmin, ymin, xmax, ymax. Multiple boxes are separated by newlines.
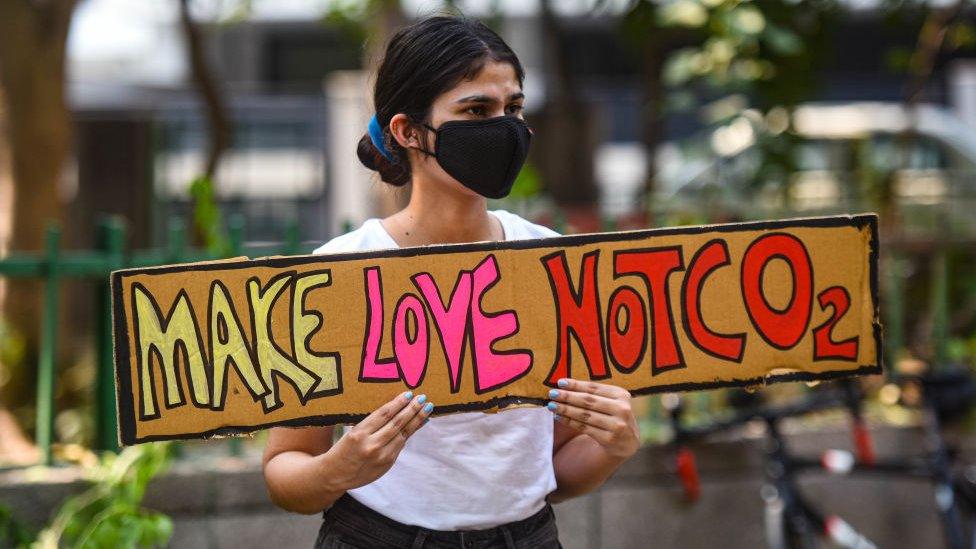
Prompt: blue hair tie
<box><xmin>368</xmin><ymin>114</ymin><xmax>396</xmax><ymax>163</ymax></box>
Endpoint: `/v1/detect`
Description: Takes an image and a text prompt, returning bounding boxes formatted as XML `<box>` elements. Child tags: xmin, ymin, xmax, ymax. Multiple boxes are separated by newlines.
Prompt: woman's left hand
<box><xmin>546</xmin><ymin>378</ymin><xmax>640</xmax><ymax>460</ymax></box>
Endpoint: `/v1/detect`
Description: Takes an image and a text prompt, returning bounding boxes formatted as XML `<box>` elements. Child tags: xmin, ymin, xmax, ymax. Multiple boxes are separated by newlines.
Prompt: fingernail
<box><xmin>547</xmin><ymin>402</ymin><xmax>558</xmax><ymax>411</ymax></box>
<box><xmin>417</xmin><ymin>394</ymin><xmax>427</xmax><ymax>404</ymax></box>
<box><xmin>403</xmin><ymin>391</ymin><xmax>413</xmax><ymax>400</ymax></box>
<box><xmin>423</xmin><ymin>402</ymin><xmax>434</xmax><ymax>414</ymax></box>
<box><xmin>554</xmin><ymin>414</ymin><xmax>561</xmax><ymax>421</ymax></box>
<box><xmin>548</xmin><ymin>389</ymin><xmax>559</xmax><ymax>399</ymax></box>
<box><xmin>557</xmin><ymin>379</ymin><xmax>569</xmax><ymax>388</ymax></box>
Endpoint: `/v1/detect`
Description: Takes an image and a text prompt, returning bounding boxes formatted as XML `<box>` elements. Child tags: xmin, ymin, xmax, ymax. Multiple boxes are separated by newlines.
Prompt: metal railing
<box><xmin>0</xmin><ymin>214</ymin><xmax>315</xmax><ymax>465</ymax></box>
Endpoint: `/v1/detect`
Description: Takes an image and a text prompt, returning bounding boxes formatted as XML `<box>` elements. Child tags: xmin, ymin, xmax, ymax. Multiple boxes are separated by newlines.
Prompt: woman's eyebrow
<box><xmin>455</xmin><ymin>92</ymin><xmax>525</xmax><ymax>104</ymax></box>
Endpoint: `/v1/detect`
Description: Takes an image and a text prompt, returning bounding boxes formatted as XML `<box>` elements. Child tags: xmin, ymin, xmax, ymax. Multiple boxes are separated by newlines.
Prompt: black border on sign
<box><xmin>111</xmin><ymin>213</ymin><xmax>883</xmax><ymax>446</ymax></box>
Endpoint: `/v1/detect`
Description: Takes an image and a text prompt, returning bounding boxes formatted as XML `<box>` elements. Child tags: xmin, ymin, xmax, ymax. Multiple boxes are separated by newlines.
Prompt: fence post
<box><xmin>283</xmin><ymin>219</ymin><xmax>300</xmax><ymax>255</ymax></box>
<box><xmin>552</xmin><ymin>208</ymin><xmax>567</xmax><ymax>234</ymax></box>
<box><xmin>36</xmin><ymin>224</ymin><xmax>61</xmax><ymax>465</ymax></box>
<box><xmin>228</xmin><ymin>214</ymin><xmax>244</xmax><ymax>256</ymax></box>
<box><xmin>167</xmin><ymin>217</ymin><xmax>186</xmax><ymax>263</ymax></box>
<box><xmin>95</xmin><ymin>217</ymin><xmax>125</xmax><ymax>452</ymax></box>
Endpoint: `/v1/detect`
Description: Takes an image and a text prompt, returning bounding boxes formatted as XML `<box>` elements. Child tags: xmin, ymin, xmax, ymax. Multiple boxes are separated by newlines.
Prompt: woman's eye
<box><xmin>465</xmin><ymin>105</ymin><xmax>523</xmax><ymax>116</ymax></box>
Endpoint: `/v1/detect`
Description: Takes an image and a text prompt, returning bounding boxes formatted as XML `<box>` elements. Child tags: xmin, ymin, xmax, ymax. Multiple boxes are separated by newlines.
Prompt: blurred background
<box><xmin>1</xmin><ymin>0</ymin><xmax>976</xmax><ymax>547</ymax></box>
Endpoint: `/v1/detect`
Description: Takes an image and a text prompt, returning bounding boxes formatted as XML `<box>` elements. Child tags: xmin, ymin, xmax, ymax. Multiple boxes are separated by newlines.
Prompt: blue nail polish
<box><xmin>417</xmin><ymin>394</ymin><xmax>427</xmax><ymax>404</ymax></box>
<box><xmin>547</xmin><ymin>402</ymin><xmax>558</xmax><ymax>411</ymax></box>
<box><xmin>557</xmin><ymin>379</ymin><xmax>569</xmax><ymax>388</ymax></box>
<box><xmin>403</xmin><ymin>391</ymin><xmax>413</xmax><ymax>400</ymax></box>
<box><xmin>423</xmin><ymin>402</ymin><xmax>434</xmax><ymax>413</ymax></box>
<box><xmin>548</xmin><ymin>389</ymin><xmax>559</xmax><ymax>399</ymax></box>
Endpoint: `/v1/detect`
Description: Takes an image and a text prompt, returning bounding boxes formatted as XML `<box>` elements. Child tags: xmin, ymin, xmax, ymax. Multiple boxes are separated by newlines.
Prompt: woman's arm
<box><xmin>262</xmin><ymin>391</ymin><xmax>434</xmax><ymax>514</ymax></box>
<box><xmin>547</xmin><ymin>379</ymin><xmax>640</xmax><ymax>503</ymax></box>
<box><xmin>263</xmin><ymin>425</ymin><xmax>344</xmax><ymax>514</ymax></box>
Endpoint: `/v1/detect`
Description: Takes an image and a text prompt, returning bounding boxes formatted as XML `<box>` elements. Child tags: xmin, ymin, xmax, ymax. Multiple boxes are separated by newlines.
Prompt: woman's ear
<box><xmin>389</xmin><ymin>113</ymin><xmax>418</xmax><ymax>149</ymax></box>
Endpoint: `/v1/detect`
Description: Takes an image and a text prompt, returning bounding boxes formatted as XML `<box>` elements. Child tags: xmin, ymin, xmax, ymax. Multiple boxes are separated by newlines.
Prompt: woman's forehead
<box><xmin>441</xmin><ymin>62</ymin><xmax>522</xmax><ymax>104</ymax></box>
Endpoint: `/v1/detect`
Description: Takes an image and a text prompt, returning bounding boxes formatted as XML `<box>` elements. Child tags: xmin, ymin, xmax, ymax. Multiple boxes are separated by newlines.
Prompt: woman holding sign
<box><xmin>263</xmin><ymin>14</ymin><xmax>640</xmax><ymax>548</ymax></box>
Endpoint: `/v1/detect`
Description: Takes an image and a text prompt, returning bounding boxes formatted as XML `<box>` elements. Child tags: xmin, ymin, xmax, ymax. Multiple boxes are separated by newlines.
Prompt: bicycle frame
<box><xmin>669</xmin><ymin>373</ymin><xmax>976</xmax><ymax>549</ymax></box>
<box><xmin>668</xmin><ymin>382</ymin><xmax>878</xmax><ymax>549</ymax></box>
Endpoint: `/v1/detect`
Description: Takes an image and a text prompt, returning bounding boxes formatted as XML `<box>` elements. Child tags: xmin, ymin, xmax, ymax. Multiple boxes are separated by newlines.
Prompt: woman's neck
<box><xmin>381</xmin><ymin>177</ymin><xmax>501</xmax><ymax>247</ymax></box>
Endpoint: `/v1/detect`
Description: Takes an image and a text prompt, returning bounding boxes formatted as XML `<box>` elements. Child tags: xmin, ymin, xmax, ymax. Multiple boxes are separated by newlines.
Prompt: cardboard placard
<box><xmin>111</xmin><ymin>214</ymin><xmax>881</xmax><ymax>445</ymax></box>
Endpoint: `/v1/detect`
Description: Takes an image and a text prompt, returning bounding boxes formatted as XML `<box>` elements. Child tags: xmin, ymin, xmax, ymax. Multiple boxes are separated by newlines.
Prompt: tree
<box><xmin>617</xmin><ymin>0</ymin><xmax>837</xmax><ymax>218</ymax></box>
<box><xmin>178</xmin><ymin>0</ymin><xmax>234</xmax><ymax>253</ymax></box>
<box><xmin>0</xmin><ymin>0</ymin><xmax>76</xmax><ymax>250</ymax></box>
<box><xmin>0</xmin><ymin>0</ymin><xmax>77</xmax><ymax>419</ymax></box>
<box><xmin>536</xmin><ymin>0</ymin><xmax>598</xmax><ymax>208</ymax></box>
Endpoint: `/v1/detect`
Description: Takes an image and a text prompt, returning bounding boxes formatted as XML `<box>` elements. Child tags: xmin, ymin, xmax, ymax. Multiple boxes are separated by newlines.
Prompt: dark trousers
<box><xmin>315</xmin><ymin>492</ymin><xmax>563</xmax><ymax>549</ymax></box>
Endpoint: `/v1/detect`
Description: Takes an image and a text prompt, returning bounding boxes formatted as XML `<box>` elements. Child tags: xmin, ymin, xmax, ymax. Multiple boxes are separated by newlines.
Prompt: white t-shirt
<box><xmin>312</xmin><ymin>209</ymin><xmax>560</xmax><ymax>530</ymax></box>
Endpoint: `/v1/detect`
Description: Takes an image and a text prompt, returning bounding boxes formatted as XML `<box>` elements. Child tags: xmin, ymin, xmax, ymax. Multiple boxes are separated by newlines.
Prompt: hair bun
<box><xmin>357</xmin><ymin>133</ymin><xmax>410</xmax><ymax>187</ymax></box>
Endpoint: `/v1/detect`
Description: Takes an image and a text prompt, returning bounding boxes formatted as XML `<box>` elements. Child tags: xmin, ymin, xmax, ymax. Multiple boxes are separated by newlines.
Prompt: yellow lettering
<box><xmin>248</xmin><ymin>274</ymin><xmax>317</xmax><ymax>411</ymax></box>
<box><xmin>133</xmin><ymin>284</ymin><xmax>210</xmax><ymax>418</ymax></box>
<box><xmin>292</xmin><ymin>272</ymin><xmax>341</xmax><ymax>396</ymax></box>
<box><xmin>210</xmin><ymin>282</ymin><xmax>269</xmax><ymax>408</ymax></box>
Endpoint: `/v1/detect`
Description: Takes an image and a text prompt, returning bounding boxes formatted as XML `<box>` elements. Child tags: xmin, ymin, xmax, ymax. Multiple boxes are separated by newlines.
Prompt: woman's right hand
<box><xmin>325</xmin><ymin>391</ymin><xmax>433</xmax><ymax>490</ymax></box>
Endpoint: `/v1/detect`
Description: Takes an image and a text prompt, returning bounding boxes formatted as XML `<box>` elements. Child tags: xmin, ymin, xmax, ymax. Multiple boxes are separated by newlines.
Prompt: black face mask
<box><xmin>411</xmin><ymin>115</ymin><xmax>532</xmax><ymax>199</ymax></box>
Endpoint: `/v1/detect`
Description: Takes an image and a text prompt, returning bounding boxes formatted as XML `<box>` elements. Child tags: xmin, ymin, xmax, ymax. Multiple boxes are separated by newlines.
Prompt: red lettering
<box><xmin>606</xmin><ymin>286</ymin><xmax>647</xmax><ymax>372</ymax></box>
<box><xmin>812</xmin><ymin>286</ymin><xmax>858</xmax><ymax>361</ymax></box>
<box><xmin>741</xmin><ymin>233</ymin><xmax>813</xmax><ymax>350</ymax></box>
<box><xmin>541</xmin><ymin>250</ymin><xmax>608</xmax><ymax>385</ymax></box>
<box><xmin>682</xmin><ymin>239</ymin><xmax>746</xmax><ymax>362</ymax></box>
<box><xmin>614</xmin><ymin>247</ymin><xmax>685</xmax><ymax>374</ymax></box>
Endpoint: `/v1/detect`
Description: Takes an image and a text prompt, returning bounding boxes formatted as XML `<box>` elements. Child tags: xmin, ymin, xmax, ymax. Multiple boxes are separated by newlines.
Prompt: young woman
<box><xmin>262</xmin><ymin>15</ymin><xmax>640</xmax><ymax>549</ymax></box>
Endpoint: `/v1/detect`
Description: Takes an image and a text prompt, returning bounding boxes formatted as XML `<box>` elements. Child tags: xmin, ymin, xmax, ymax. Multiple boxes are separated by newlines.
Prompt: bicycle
<box><xmin>667</xmin><ymin>371</ymin><xmax>976</xmax><ymax>548</ymax></box>
<box><xmin>816</xmin><ymin>370</ymin><xmax>976</xmax><ymax>549</ymax></box>
<box><xmin>666</xmin><ymin>380</ymin><xmax>878</xmax><ymax>549</ymax></box>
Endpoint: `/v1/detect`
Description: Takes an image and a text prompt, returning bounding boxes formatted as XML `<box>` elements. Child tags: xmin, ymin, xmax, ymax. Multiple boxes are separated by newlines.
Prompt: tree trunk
<box><xmin>364</xmin><ymin>0</ymin><xmax>409</xmax><ymax>217</ymax></box>
<box><xmin>0</xmin><ymin>0</ymin><xmax>76</xmax><ymax>416</ymax></box>
<box><xmin>178</xmin><ymin>0</ymin><xmax>230</xmax><ymax>182</ymax></box>
<box><xmin>537</xmin><ymin>0</ymin><xmax>597</xmax><ymax>209</ymax></box>
<box><xmin>638</xmin><ymin>36</ymin><xmax>665</xmax><ymax>227</ymax></box>
<box><xmin>178</xmin><ymin>0</ymin><xmax>232</xmax><ymax>249</ymax></box>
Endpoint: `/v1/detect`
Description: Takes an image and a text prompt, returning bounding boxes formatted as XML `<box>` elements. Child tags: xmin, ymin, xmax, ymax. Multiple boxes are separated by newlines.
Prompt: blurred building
<box><xmin>65</xmin><ymin>1</ymin><xmax>976</xmax><ymax>245</ymax></box>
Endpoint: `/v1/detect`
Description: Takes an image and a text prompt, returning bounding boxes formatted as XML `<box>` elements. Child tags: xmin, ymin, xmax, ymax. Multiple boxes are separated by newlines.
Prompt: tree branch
<box><xmin>178</xmin><ymin>0</ymin><xmax>231</xmax><ymax>181</ymax></box>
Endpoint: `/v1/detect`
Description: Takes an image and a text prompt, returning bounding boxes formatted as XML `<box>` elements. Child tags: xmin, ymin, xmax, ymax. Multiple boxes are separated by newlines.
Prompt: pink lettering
<box><xmin>413</xmin><ymin>272</ymin><xmax>473</xmax><ymax>393</ymax></box>
<box><xmin>392</xmin><ymin>294</ymin><xmax>430</xmax><ymax>388</ymax></box>
<box><xmin>360</xmin><ymin>267</ymin><xmax>398</xmax><ymax>381</ymax></box>
<box><xmin>469</xmin><ymin>255</ymin><xmax>532</xmax><ymax>393</ymax></box>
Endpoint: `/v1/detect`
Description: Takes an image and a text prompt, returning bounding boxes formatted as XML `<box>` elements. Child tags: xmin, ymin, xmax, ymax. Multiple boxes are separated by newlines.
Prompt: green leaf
<box><xmin>885</xmin><ymin>47</ymin><xmax>912</xmax><ymax>72</ymax></box>
<box><xmin>658</xmin><ymin>0</ymin><xmax>709</xmax><ymax>28</ymax></box>
<box><xmin>763</xmin><ymin>23</ymin><xmax>803</xmax><ymax>56</ymax></box>
<box><xmin>729</xmin><ymin>5</ymin><xmax>766</xmax><ymax>35</ymax></box>
<box><xmin>663</xmin><ymin>49</ymin><xmax>700</xmax><ymax>86</ymax></box>
<box><xmin>140</xmin><ymin>514</ymin><xmax>173</xmax><ymax>547</ymax></box>
<box><xmin>509</xmin><ymin>160</ymin><xmax>541</xmax><ymax>199</ymax></box>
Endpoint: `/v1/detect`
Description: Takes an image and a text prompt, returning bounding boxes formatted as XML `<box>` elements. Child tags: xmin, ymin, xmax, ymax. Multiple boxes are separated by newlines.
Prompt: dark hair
<box><xmin>357</xmin><ymin>15</ymin><xmax>525</xmax><ymax>187</ymax></box>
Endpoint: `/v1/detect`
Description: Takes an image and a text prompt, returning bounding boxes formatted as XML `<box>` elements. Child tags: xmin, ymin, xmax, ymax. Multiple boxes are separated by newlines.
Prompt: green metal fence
<box><xmin>0</xmin><ymin>214</ymin><xmax>318</xmax><ymax>465</ymax></box>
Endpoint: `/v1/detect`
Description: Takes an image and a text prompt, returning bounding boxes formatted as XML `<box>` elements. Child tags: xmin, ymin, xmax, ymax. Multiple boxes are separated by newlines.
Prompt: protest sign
<box><xmin>112</xmin><ymin>214</ymin><xmax>881</xmax><ymax>445</ymax></box>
